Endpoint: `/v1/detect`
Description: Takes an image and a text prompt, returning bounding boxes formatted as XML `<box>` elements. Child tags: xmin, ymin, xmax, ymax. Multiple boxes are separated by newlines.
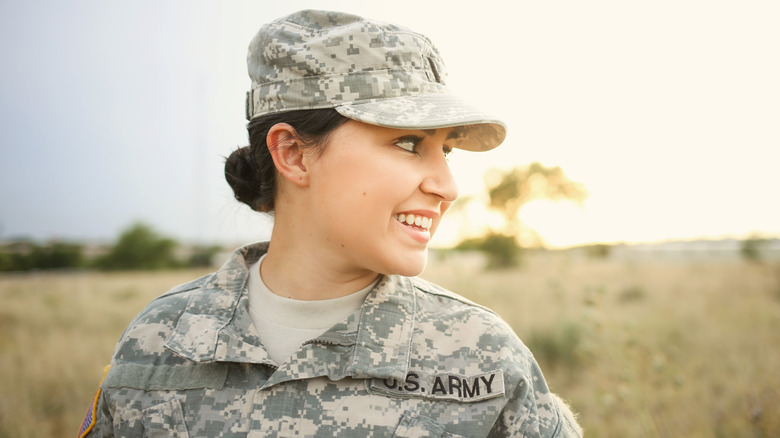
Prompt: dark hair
<box><xmin>225</xmin><ymin>109</ymin><xmax>349</xmax><ymax>212</ymax></box>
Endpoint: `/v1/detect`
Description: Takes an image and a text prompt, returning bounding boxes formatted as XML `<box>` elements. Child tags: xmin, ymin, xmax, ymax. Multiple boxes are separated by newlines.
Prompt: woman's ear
<box><xmin>267</xmin><ymin>123</ymin><xmax>310</xmax><ymax>187</ymax></box>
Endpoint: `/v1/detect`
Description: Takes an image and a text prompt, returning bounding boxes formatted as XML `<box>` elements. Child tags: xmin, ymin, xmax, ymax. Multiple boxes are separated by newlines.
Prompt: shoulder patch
<box><xmin>78</xmin><ymin>365</ymin><xmax>110</xmax><ymax>438</ymax></box>
<box><xmin>369</xmin><ymin>370</ymin><xmax>505</xmax><ymax>403</ymax></box>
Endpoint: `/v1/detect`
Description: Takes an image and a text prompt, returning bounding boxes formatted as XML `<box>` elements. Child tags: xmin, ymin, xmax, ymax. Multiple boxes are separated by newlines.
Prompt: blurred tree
<box><xmin>0</xmin><ymin>240</ymin><xmax>84</xmax><ymax>271</ymax></box>
<box><xmin>30</xmin><ymin>242</ymin><xmax>84</xmax><ymax>269</ymax></box>
<box><xmin>96</xmin><ymin>222</ymin><xmax>179</xmax><ymax>270</ymax></box>
<box><xmin>458</xmin><ymin>162</ymin><xmax>587</xmax><ymax>268</ymax></box>
<box><xmin>740</xmin><ymin>235</ymin><xmax>769</xmax><ymax>263</ymax></box>
<box><xmin>0</xmin><ymin>249</ymin><xmax>16</xmax><ymax>271</ymax></box>
<box><xmin>187</xmin><ymin>244</ymin><xmax>223</xmax><ymax>268</ymax></box>
<box><xmin>582</xmin><ymin>243</ymin><xmax>612</xmax><ymax>259</ymax></box>
<box><xmin>455</xmin><ymin>232</ymin><xmax>522</xmax><ymax>269</ymax></box>
<box><xmin>0</xmin><ymin>241</ymin><xmax>33</xmax><ymax>271</ymax></box>
<box><xmin>486</xmin><ymin>162</ymin><xmax>587</xmax><ymax>239</ymax></box>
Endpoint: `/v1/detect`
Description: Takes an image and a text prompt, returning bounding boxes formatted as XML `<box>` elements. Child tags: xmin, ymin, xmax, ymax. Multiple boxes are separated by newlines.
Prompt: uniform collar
<box><xmin>164</xmin><ymin>242</ymin><xmax>416</xmax><ymax>383</ymax></box>
<box><xmin>348</xmin><ymin>275</ymin><xmax>416</xmax><ymax>381</ymax></box>
<box><xmin>164</xmin><ymin>243</ymin><xmax>273</xmax><ymax>365</ymax></box>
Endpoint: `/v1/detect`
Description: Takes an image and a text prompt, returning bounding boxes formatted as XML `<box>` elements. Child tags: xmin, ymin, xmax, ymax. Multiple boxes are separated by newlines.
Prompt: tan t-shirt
<box><xmin>247</xmin><ymin>256</ymin><xmax>376</xmax><ymax>365</ymax></box>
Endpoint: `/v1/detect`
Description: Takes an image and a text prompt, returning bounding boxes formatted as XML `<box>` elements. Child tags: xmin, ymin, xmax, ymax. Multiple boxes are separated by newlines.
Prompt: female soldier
<box><xmin>79</xmin><ymin>9</ymin><xmax>582</xmax><ymax>437</ymax></box>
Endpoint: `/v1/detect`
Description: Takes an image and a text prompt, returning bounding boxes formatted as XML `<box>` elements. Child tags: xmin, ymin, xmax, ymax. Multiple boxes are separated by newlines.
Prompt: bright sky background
<box><xmin>1</xmin><ymin>0</ymin><xmax>778</xmax><ymax>248</ymax></box>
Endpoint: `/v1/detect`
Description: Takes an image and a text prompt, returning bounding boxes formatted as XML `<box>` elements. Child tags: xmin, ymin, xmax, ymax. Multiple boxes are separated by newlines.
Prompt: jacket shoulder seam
<box><xmin>410</xmin><ymin>277</ymin><xmax>498</xmax><ymax>316</ymax></box>
<box><xmin>154</xmin><ymin>273</ymin><xmax>213</xmax><ymax>300</ymax></box>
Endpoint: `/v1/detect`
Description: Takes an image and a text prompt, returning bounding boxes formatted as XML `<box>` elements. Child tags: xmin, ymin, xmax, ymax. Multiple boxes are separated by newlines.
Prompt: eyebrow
<box><xmin>421</xmin><ymin>129</ymin><xmax>463</xmax><ymax>140</ymax></box>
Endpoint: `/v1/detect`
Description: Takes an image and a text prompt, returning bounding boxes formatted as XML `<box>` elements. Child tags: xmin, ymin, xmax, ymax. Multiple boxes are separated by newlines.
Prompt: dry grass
<box><xmin>0</xmin><ymin>268</ymin><xmax>212</xmax><ymax>438</ymax></box>
<box><xmin>424</xmin><ymin>252</ymin><xmax>780</xmax><ymax>437</ymax></box>
<box><xmin>1</xmin><ymin>254</ymin><xmax>778</xmax><ymax>437</ymax></box>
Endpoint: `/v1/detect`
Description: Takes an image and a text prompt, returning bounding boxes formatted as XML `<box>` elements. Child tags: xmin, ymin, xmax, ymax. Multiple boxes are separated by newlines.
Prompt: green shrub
<box><xmin>455</xmin><ymin>232</ymin><xmax>522</xmax><ymax>269</ymax></box>
<box><xmin>96</xmin><ymin>222</ymin><xmax>179</xmax><ymax>270</ymax></box>
<box><xmin>0</xmin><ymin>241</ymin><xmax>84</xmax><ymax>271</ymax></box>
<box><xmin>526</xmin><ymin>322</ymin><xmax>583</xmax><ymax>371</ymax></box>
<box><xmin>187</xmin><ymin>245</ymin><xmax>223</xmax><ymax>268</ymax></box>
<box><xmin>618</xmin><ymin>285</ymin><xmax>646</xmax><ymax>303</ymax></box>
<box><xmin>740</xmin><ymin>235</ymin><xmax>769</xmax><ymax>263</ymax></box>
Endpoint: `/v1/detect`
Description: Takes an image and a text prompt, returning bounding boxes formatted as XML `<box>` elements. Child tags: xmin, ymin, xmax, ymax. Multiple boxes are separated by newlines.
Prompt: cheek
<box><xmin>340</xmin><ymin>169</ymin><xmax>403</xmax><ymax>207</ymax></box>
<box><xmin>312</xmin><ymin>171</ymin><xmax>390</xmax><ymax>221</ymax></box>
<box><xmin>310</xmin><ymin>149</ymin><xmax>415</xmax><ymax>217</ymax></box>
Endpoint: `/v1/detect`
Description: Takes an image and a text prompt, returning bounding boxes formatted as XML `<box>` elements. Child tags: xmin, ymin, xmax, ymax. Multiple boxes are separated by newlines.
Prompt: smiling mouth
<box><xmin>394</xmin><ymin>213</ymin><xmax>432</xmax><ymax>231</ymax></box>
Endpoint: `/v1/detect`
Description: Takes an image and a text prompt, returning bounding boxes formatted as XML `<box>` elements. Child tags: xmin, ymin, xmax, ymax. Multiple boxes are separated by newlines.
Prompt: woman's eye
<box><xmin>395</xmin><ymin>139</ymin><xmax>418</xmax><ymax>153</ymax></box>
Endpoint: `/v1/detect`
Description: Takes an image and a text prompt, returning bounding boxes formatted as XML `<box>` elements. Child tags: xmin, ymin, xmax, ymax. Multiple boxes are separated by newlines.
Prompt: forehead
<box><xmin>334</xmin><ymin>120</ymin><xmax>466</xmax><ymax>146</ymax></box>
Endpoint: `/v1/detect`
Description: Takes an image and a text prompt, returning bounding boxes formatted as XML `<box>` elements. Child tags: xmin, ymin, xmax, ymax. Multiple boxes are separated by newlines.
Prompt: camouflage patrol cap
<box><xmin>245</xmin><ymin>10</ymin><xmax>506</xmax><ymax>152</ymax></box>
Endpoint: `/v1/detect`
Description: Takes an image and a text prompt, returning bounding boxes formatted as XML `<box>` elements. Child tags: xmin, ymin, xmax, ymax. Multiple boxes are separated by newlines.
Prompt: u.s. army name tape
<box><xmin>369</xmin><ymin>370</ymin><xmax>505</xmax><ymax>403</ymax></box>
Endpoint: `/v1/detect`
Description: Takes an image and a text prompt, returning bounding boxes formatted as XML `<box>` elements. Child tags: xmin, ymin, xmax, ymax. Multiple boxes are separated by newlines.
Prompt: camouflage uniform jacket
<box><xmin>85</xmin><ymin>242</ymin><xmax>582</xmax><ymax>437</ymax></box>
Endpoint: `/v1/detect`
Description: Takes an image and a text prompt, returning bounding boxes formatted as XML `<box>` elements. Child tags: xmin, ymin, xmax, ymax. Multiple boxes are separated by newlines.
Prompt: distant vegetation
<box><xmin>0</xmin><ymin>241</ymin><xmax>84</xmax><ymax>272</ymax></box>
<box><xmin>2</xmin><ymin>220</ymin><xmax>777</xmax><ymax>272</ymax></box>
<box><xmin>0</xmin><ymin>222</ymin><xmax>222</xmax><ymax>272</ymax></box>
<box><xmin>741</xmin><ymin>234</ymin><xmax>772</xmax><ymax>263</ymax></box>
<box><xmin>454</xmin><ymin>162</ymin><xmax>587</xmax><ymax>268</ymax></box>
<box><xmin>3</xmin><ymin>247</ymin><xmax>777</xmax><ymax>436</ymax></box>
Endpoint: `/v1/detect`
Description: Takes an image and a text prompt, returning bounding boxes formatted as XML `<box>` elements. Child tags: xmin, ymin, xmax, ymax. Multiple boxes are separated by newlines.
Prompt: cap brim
<box><xmin>335</xmin><ymin>93</ymin><xmax>507</xmax><ymax>152</ymax></box>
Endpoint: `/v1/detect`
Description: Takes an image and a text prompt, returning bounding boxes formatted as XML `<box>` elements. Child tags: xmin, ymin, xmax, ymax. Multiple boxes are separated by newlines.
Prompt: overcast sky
<box><xmin>1</xmin><ymin>0</ymin><xmax>778</xmax><ymax>248</ymax></box>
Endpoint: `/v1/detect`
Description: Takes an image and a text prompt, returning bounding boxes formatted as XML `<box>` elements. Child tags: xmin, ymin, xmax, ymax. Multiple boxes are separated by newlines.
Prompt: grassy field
<box><xmin>1</xmin><ymin>253</ymin><xmax>778</xmax><ymax>437</ymax></box>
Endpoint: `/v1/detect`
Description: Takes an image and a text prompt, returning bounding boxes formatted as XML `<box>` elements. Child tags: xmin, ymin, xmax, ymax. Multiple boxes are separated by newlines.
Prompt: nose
<box><xmin>420</xmin><ymin>152</ymin><xmax>459</xmax><ymax>202</ymax></box>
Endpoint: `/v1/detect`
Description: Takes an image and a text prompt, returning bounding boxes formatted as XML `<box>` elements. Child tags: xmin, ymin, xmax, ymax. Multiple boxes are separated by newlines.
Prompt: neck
<box><xmin>260</xmin><ymin>227</ymin><xmax>380</xmax><ymax>301</ymax></box>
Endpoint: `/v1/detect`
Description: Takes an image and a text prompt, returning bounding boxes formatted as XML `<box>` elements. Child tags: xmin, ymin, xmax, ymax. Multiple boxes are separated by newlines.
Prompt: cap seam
<box><xmin>338</xmin><ymin>109</ymin><xmax>503</xmax><ymax>126</ymax></box>
<box><xmin>250</xmin><ymin>66</ymin><xmax>439</xmax><ymax>87</ymax></box>
<box><xmin>250</xmin><ymin>90</ymin><xmax>448</xmax><ymax>118</ymax></box>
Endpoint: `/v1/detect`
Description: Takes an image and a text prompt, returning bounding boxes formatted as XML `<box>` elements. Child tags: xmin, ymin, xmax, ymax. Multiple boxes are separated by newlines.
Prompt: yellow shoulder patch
<box><xmin>77</xmin><ymin>365</ymin><xmax>110</xmax><ymax>438</ymax></box>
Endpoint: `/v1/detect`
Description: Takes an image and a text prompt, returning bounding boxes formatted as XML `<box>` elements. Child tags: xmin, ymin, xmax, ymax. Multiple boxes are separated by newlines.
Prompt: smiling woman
<box><xmin>78</xmin><ymin>9</ymin><xmax>582</xmax><ymax>437</ymax></box>
<box><xmin>268</xmin><ymin>122</ymin><xmax>461</xmax><ymax>281</ymax></box>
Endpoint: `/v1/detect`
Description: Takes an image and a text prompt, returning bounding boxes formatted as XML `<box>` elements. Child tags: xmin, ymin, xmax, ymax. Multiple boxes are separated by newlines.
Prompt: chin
<box><xmin>383</xmin><ymin>252</ymin><xmax>428</xmax><ymax>277</ymax></box>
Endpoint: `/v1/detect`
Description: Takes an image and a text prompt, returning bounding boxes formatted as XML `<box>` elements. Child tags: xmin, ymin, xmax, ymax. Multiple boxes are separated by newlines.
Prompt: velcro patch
<box><xmin>369</xmin><ymin>370</ymin><xmax>505</xmax><ymax>403</ymax></box>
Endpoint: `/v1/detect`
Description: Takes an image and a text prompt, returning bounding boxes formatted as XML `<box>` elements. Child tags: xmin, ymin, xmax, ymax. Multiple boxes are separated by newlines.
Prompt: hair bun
<box><xmin>225</xmin><ymin>146</ymin><xmax>264</xmax><ymax>210</ymax></box>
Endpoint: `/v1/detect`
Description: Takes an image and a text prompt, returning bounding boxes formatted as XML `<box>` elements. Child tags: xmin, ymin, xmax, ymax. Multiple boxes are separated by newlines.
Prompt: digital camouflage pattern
<box><xmin>245</xmin><ymin>9</ymin><xmax>506</xmax><ymax>152</ymax></box>
<box><xmin>84</xmin><ymin>243</ymin><xmax>582</xmax><ymax>437</ymax></box>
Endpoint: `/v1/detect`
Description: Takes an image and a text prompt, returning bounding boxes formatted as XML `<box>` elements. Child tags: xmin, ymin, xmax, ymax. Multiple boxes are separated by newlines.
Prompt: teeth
<box><xmin>394</xmin><ymin>213</ymin><xmax>432</xmax><ymax>230</ymax></box>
